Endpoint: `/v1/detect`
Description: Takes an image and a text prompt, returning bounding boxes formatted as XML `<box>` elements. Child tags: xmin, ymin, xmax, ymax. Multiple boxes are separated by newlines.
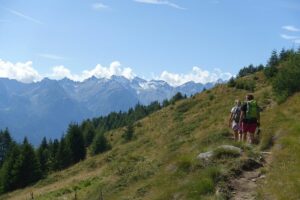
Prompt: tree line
<box><xmin>0</xmin><ymin>92</ymin><xmax>186</xmax><ymax>194</ymax></box>
<box><xmin>228</xmin><ymin>47</ymin><xmax>300</xmax><ymax>100</ymax></box>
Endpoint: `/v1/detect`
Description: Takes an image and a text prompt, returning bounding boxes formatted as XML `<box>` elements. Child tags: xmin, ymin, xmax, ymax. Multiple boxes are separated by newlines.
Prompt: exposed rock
<box><xmin>197</xmin><ymin>145</ymin><xmax>242</xmax><ymax>160</ymax></box>
<box><xmin>197</xmin><ymin>151</ymin><xmax>213</xmax><ymax>160</ymax></box>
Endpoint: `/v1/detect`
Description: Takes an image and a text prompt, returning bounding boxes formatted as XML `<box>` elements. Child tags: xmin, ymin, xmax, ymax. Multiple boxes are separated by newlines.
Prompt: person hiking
<box><xmin>240</xmin><ymin>94</ymin><xmax>260</xmax><ymax>144</ymax></box>
<box><xmin>229</xmin><ymin>100</ymin><xmax>242</xmax><ymax>141</ymax></box>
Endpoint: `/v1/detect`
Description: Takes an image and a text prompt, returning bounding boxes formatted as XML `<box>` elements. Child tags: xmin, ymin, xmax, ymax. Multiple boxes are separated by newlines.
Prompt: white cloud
<box><xmin>0</xmin><ymin>60</ymin><xmax>135</xmax><ymax>83</ymax></box>
<box><xmin>49</xmin><ymin>61</ymin><xmax>136</xmax><ymax>81</ymax></box>
<box><xmin>280</xmin><ymin>34</ymin><xmax>299</xmax><ymax>40</ymax></box>
<box><xmin>6</xmin><ymin>8</ymin><xmax>43</xmax><ymax>25</ymax></box>
<box><xmin>50</xmin><ymin>66</ymin><xmax>74</xmax><ymax>80</ymax></box>
<box><xmin>0</xmin><ymin>59</ymin><xmax>42</xmax><ymax>83</ymax></box>
<box><xmin>280</xmin><ymin>34</ymin><xmax>300</xmax><ymax>45</ymax></box>
<box><xmin>38</xmin><ymin>53</ymin><xmax>65</xmax><ymax>60</ymax></box>
<box><xmin>157</xmin><ymin>66</ymin><xmax>232</xmax><ymax>86</ymax></box>
<box><xmin>282</xmin><ymin>25</ymin><xmax>300</xmax><ymax>32</ymax></box>
<box><xmin>134</xmin><ymin>0</ymin><xmax>186</xmax><ymax>10</ymax></box>
<box><xmin>0</xmin><ymin>59</ymin><xmax>232</xmax><ymax>86</ymax></box>
<box><xmin>92</xmin><ymin>2</ymin><xmax>109</xmax><ymax>11</ymax></box>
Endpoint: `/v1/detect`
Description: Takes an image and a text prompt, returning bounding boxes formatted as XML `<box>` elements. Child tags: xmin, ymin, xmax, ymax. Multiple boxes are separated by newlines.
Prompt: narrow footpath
<box><xmin>230</xmin><ymin>152</ymin><xmax>271</xmax><ymax>200</ymax></box>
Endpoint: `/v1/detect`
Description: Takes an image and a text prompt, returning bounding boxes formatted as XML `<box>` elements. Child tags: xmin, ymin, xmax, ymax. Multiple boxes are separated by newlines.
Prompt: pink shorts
<box><xmin>242</xmin><ymin>122</ymin><xmax>257</xmax><ymax>133</ymax></box>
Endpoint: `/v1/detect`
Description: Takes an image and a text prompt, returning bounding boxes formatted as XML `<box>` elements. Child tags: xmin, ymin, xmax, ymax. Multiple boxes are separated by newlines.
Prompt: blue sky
<box><xmin>0</xmin><ymin>0</ymin><xmax>300</xmax><ymax>85</ymax></box>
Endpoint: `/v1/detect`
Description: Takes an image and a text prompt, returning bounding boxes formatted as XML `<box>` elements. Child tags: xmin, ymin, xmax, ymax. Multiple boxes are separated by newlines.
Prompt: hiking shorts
<box><xmin>242</xmin><ymin>122</ymin><xmax>257</xmax><ymax>133</ymax></box>
<box><xmin>231</xmin><ymin>121</ymin><xmax>240</xmax><ymax>132</ymax></box>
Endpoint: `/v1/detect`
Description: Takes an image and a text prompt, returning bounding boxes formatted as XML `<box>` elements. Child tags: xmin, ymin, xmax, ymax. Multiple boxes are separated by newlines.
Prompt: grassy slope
<box><xmin>258</xmin><ymin>93</ymin><xmax>300</xmax><ymax>200</ymax></box>
<box><xmin>1</xmin><ymin>72</ymin><xmax>300</xmax><ymax>200</ymax></box>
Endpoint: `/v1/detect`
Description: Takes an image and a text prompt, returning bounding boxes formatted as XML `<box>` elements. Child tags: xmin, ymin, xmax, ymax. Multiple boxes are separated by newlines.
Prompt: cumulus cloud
<box><xmin>282</xmin><ymin>25</ymin><xmax>300</xmax><ymax>32</ymax></box>
<box><xmin>0</xmin><ymin>59</ymin><xmax>232</xmax><ymax>85</ymax></box>
<box><xmin>92</xmin><ymin>2</ymin><xmax>109</xmax><ymax>11</ymax></box>
<box><xmin>0</xmin><ymin>59</ymin><xmax>42</xmax><ymax>83</ymax></box>
<box><xmin>50</xmin><ymin>66</ymin><xmax>74</xmax><ymax>80</ymax></box>
<box><xmin>134</xmin><ymin>0</ymin><xmax>186</xmax><ymax>10</ymax></box>
<box><xmin>157</xmin><ymin>66</ymin><xmax>232</xmax><ymax>86</ymax></box>
<box><xmin>0</xmin><ymin>59</ymin><xmax>135</xmax><ymax>83</ymax></box>
<box><xmin>49</xmin><ymin>61</ymin><xmax>135</xmax><ymax>81</ymax></box>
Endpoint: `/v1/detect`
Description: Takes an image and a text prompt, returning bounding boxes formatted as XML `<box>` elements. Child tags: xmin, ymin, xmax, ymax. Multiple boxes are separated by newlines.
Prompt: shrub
<box><xmin>235</xmin><ymin>79</ymin><xmax>256</xmax><ymax>91</ymax></box>
<box><xmin>208</xmin><ymin>94</ymin><xmax>215</xmax><ymax>101</ymax></box>
<box><xmin>227</xmin><ymin>77</ymin><xmax>236</xmax><ymax>87</ymax></box>
<box><xmin>272</xmin><ymin>53</ymin><xmax>300</xmax><ymax>103</ymax></box>
<box><xmin>264</xmin><ymin>66</ymin><xmax>278</xmax><ymax>79</ymax></box>
<box><xmin>238</xmin><ymin>64</ymin><xmax>264</xmax><ymax>77</ymax></box>
<box><xmin>122</xmin><ymin>124</ymin><xmax>134</xmax><ymax>141</ymax></box>
<box><xmin>90</xmin><ymin>133</ymin><xmax>111</xmax><ymax>155</ymax></box>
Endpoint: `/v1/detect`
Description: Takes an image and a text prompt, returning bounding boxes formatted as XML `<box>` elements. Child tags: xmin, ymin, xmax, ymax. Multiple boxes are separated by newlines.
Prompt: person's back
<box><xmin>240</xmin><ymin>94</ymin><xmax>260</xmax><ymax>144</ymax></box>
<box><xmin>229</xmin><ymin>100</ymin><xmax>242</xmax><ymax>141</ymax></box>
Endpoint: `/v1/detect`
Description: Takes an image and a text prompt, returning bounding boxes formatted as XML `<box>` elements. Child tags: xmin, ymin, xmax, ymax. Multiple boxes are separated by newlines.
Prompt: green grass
<box><xmin>2</xmin><ymin>72</ymin><xmax>300</xmax><ymax>200</ymax></box>
<box><xmin>257</xmin><ymin>93</ymin><xmax>300</xmax><ymax>200</ymax></box>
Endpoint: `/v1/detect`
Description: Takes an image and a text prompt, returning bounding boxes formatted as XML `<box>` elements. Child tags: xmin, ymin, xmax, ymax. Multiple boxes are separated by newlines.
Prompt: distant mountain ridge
<box><xmin>0</xmin><ymin>76</ymin><xmax>216</xmax><ymax>144</ymax></box>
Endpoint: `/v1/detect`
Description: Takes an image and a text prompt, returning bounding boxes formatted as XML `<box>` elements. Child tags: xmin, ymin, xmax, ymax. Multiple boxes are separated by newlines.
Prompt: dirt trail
<box><xmin>230</xmin><ymin>152</ymin><xmax>271</xmax><ymax>200</ymax></box>
<box><xmin>230</xmin><ymin>169</ymin><xmax>264</xmax><ymax>200</ymax></box>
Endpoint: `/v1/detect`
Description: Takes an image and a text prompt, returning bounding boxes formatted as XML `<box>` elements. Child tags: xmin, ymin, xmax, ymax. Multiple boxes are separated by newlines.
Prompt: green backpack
<box><xmin>245</xmin><ymin>100</ymin><xmax>258</xmax><ymax>120</ymax></box>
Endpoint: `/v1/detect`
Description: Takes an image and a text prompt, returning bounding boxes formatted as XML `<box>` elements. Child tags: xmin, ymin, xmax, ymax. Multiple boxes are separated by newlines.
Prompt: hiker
<box><xmin>240</xmin><ymin>94</ymin><xmax>260</xmax><ymax>144</ymax></box>
<box><xmin>229</xmin><ymin>100</ymin><xmax>242</xmax><ymax>141</ymax></box>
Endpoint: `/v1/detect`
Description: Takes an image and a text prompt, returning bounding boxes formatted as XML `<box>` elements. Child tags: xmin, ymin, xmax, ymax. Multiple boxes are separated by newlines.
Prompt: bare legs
<box><xmin>241</xmin><ymin>132</ymin><xmax>255</xmax><ymax>144</ymax></box>
<box><xmin>234</xmin><ymin>130</ymin><xmax>239</xmax><ymax>141</ymax></box>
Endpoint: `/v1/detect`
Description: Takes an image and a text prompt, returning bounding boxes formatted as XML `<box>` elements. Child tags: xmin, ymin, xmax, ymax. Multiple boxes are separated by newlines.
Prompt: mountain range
<box><xmin>0</xmin><ymin>76</ymin><xmax>216</xmax><ymax>144</ymax></box>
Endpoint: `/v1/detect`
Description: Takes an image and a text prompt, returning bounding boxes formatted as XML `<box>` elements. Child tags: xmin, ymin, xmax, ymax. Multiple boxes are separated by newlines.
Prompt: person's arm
<box><xmin>239</xmin><ymin>104</ymin><xmax>246</xmax><ymax>125</ymax></box>
<box><xmin>229</xmin><ymin>112</ymin><xmax>233</xmax><ymax>127</ymax></box>
<box><xmin>239</xmin><ymin>111</ymin><xmax>244</xmax><ymax>125</ymax></box>
<box><xmin>257</xmin><ymin>106</ymin><xmax>261</xmax><ymax>126</ymax></box>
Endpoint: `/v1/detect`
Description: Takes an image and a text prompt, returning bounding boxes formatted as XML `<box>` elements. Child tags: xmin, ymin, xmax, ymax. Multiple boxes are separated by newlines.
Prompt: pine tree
<box><xmin>16</xmin><ymin>138</ymin><xmax>42</xmax><ymax>188</ymax></box>
<box><xmin>162</xmin><ymin>99</ymin><xmax>170</xmax><ymax>107</ymax></box>
<box><xmin>90</xmin><ymin>133</ymin><xmax>110</xmax><ymax>155</ymax></box>
<box><xmin>279</xmin><ymin>48</ymin><xmax>289</xmax><ymax>61</ymax></box>
<box><xmin>264</xmin><ymin>50</ymin><xmax>279</xmax><ymax>78</ymax></box>
<box><xmin>66</xmin><ymin>124</ymin><xmax>86</xmax><ymax>164</ymax></box>
<box><xmin>227</xmin><ymin>77</ymin><xmax>236</xmax><ymax>87</ymax></box>
<box><xmin>171</xmin><ymin>92</ymin><xmax>184</xmax><ymax>103</ymax></box>
<box><xmin>0</xmin><ymin>143</ymin><xmax>20</xmax><ymax>193</ymax></box>
<box><xmin>268</xmin><ymin>50</ymin><xmax>279</xmax><ymax>67</ymax></box>
<box><xmin>83</xmin><ymin>125</ymin><xmax>96</xmax><ymax>147</ymax></box>
<box><xmin>49</xmin><ymin>139</ymin><xmax>60</xmax><ymax>171</ymax></box>
<box><xmin>122</xmin><ymin>124</ymin><xmax>134</xmax><ymax>142</ymax></box>
<box><xmin>0</xmin><ymin>128</ymin><xmax>12</xmax><ymax>167</ymax></box>
<box><xmin>37</xmin><ymin>137</ymin><xmax>50</xmax><ymax>176</ymax></box>
<box><xmin>56</xmin><ymin>136</ymin><xmax>72</xmax><ymax>170</ymax></box>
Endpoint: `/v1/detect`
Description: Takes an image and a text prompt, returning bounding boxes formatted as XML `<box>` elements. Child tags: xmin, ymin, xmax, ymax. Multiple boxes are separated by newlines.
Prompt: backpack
<box><xmin>245</xmin><ymin>100</ymin><xmax>258</xmax><ymax>120</ymax></box>
<box><xmin>232</xmin><ymin>106</ymin><xmax>241</xmax><ymax>122</ymax></box>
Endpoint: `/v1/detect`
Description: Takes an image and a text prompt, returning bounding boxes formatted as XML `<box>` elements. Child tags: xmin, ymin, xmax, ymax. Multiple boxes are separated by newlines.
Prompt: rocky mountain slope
<box><xmin>0</xmin><ymin>76</ymin><xmax>214</xmax><ymax>144</ymax></box>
